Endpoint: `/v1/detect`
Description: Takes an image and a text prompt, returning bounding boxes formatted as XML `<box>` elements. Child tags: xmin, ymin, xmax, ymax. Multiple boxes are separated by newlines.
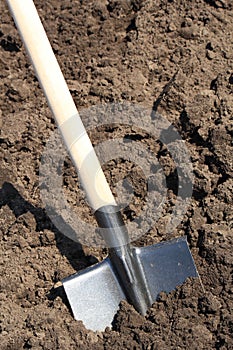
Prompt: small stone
<box><xmin>100</xmin><ymin>79</ymin><xmax>108</xmax><ymax>86</ymax></box>
<box><xmin>179</xmin><ymin>25</ymin><xmax>198</xmax><ymax>39</ymax></box>
<box><xmin>185</xmin><ymin>18</ymin><xmax>193</xmax><ymax>26</ymax></box>
<box><xmin>206</xmin><ymin>50</ymin><xmax>215</xmax><ymax>60</ymax></box>
<box><xmin>168</xmin><ymin>22</ymin><xmax>176</xmax><ymax>32</ymax></box>
<box><xmin>202</xmin><ymin>28</ymin><xmax>209</xmax><ymax>36</ymax></box>
<box><xmin>54</xmin><ymin>281</ymin><xmax>62</xmax><ymax>289</ymax></box>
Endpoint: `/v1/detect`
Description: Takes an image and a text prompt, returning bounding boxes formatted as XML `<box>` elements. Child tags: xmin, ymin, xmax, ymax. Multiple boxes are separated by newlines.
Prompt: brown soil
<box><xmin>0</xmin><ymin>0</ymin><xmax>232</xmax><ymax>349</ymax></box>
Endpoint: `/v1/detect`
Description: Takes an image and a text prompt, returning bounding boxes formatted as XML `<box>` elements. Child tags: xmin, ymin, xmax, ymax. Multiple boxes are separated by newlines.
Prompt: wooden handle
<box><xmin>6</xmin><ymin>0</ymin><xmax>116</xmax><ymax>210</ymax></box>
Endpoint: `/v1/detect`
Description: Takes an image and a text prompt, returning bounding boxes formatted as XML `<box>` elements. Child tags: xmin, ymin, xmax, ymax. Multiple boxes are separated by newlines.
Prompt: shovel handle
<box><xmin>6</xmin><ymin>0</ymin><xmax>116</xmax><ymax>211</ymax></box>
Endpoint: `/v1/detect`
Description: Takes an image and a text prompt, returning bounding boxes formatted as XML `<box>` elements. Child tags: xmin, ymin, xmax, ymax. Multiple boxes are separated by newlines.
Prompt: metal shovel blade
<box><xmin>63</xmin><ymin>237</ymin><xmax>198</xmax><ymax>331</ymax></box>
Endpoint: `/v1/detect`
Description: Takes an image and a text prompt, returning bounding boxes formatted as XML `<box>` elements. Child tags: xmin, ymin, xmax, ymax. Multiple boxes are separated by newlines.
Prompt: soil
<box><xmin>0</xmin><ymin>0</ymin><xmax>232</xmax><ymax>349</ymax></box>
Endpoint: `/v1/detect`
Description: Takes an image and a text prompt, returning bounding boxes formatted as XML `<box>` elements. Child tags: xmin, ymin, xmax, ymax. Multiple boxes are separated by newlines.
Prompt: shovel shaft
<box><xmin>6</xmin><ymin>0</ymin><xmax>116</xmax><ymax>211</ymax></box>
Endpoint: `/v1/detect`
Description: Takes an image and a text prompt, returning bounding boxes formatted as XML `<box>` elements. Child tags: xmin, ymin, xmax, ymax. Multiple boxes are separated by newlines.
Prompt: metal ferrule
<box><xmin>95</xmin><ymin>205</ymin><xmax>153</xmax><ymax>314</ymax></box>
<box><xmin>94</xmin><ymin>205</ymin><xmax>130</xmax><ymax>248</ymax></box>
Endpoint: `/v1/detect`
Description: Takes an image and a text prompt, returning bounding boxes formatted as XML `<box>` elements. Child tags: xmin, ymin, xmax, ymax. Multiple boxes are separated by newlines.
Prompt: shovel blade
<box><xmin>63</xmin><ymin>236</ymin><xmax>197</xmax><ymax>331</ymax></box>
<box><xmin>63</xmin><ymin>258</ymin><xmax>125</xmax><ymax>331</ymax></box>
<box><xmin>135</xmin><ymin>236</ymin><xmax>198</xmax><ymax>301</ymax></box>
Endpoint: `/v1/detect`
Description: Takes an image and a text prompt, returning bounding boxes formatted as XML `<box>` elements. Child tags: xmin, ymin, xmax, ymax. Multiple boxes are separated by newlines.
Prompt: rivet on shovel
<box><xmin>7</xmin><ymin>0</ymin><xmax>198</xmax><ymax>332</ymax></box>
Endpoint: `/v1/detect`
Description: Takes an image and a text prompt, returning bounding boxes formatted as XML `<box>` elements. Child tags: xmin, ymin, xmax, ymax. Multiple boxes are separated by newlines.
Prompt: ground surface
<box><xmin>0</xmin><ymin>0</ymin><xmax>232</xmax><ymax>349</ymax></box>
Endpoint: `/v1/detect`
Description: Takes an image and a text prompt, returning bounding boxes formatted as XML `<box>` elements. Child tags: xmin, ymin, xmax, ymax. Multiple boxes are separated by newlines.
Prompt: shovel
<box><xmin>7</xmin><ymin>0</ymin><xmax>198</xmax><ymax>331</ymax></box>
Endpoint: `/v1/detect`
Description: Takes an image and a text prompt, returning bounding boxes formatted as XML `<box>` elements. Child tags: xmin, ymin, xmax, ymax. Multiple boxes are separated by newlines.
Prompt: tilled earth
<box><xmin>0</xmin><ymin>0</ymin><xmax>232</xmax><ymax>349</ymax></box>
